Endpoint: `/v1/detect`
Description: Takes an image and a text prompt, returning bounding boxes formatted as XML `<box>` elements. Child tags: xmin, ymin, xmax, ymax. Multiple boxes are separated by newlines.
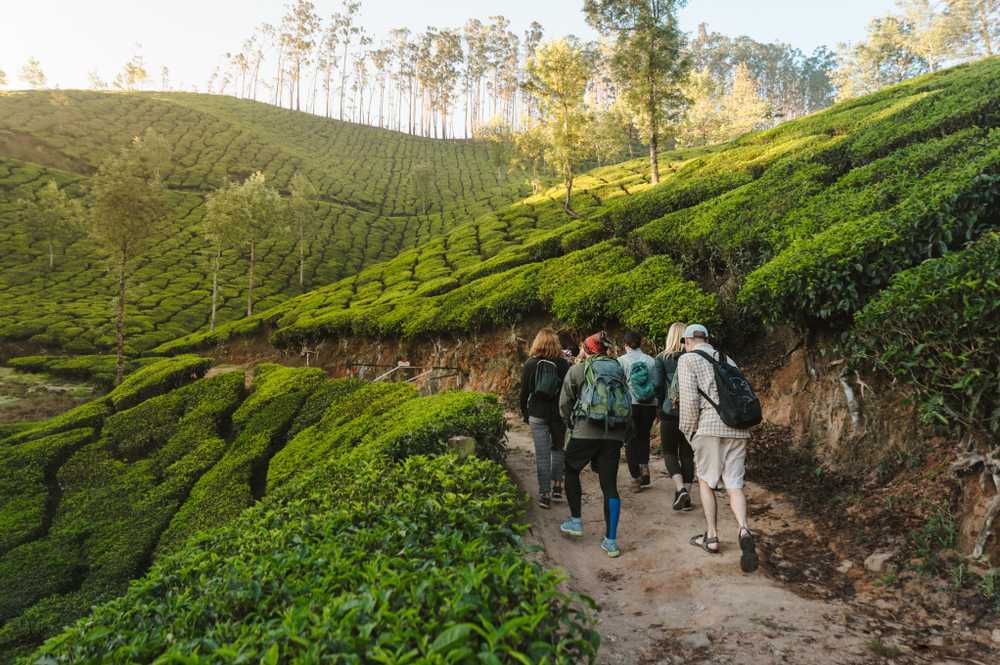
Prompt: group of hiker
<box><xmin>519</xmin><ymin>324</ymin><xmax>761</xmax><ymax>572</ymax></box>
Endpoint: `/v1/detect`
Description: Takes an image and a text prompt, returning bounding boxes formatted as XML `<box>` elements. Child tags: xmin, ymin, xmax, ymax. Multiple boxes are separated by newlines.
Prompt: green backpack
<box><xmin>573</xmin><ymin>356</ymin><xmax>631</xmax><ymax>429</ymax></box>
<box><xmin>628</xmin><ymin>360</ymin><xmax>655</xmax><ymax>403</ymax></box>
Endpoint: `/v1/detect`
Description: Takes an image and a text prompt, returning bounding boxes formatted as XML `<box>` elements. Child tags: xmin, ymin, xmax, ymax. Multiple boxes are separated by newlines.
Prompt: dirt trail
<box><xmin>505</xmin><ymin>418</ymin><xmax>878</xmax><ymax>665</ymax></box>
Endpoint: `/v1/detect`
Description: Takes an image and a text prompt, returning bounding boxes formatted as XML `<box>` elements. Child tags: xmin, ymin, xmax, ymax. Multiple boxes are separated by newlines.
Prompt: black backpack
<box><xmin>693</xmin><ymin>350</ymin><xmax>762</xmax><ymax>429</ymax></box>
<box><xmin>531</xmin><ymin>359</ymin><xmax>562</xmax><ymax>401</ymax></box>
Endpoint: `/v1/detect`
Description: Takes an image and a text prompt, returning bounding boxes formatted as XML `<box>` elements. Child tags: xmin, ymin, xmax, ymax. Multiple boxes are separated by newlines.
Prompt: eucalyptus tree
<box><xmin>522</xmin><ymin>39</ymin><xmax>592</xmax><ymax>217</ymax></box>
<box><xmin>16</xmin><ymin>180</ymin><xmax>83</xmax><ymax>271</ymax></box>
<box><xmin>332</xmin><ymin>0</ymin><xmax>362</xmax><ymax>121</ymax></box>
<box><xmin>20</xmin><ymin>57</ymin><xmax>46</xmax><ymax>89</ymax></box>
<box><xmin>88</xmin><ymin>130</ymin><xmax>170</xmax><ymax>384</ymax></box>
<box><xmin>289</xmin><ymin>173</ymin><xmax>319</xmax><ymax>289</ymax></box>
<box><xmin>585</xmin><ymin>0</ymin><xmax>690</xmax><ymax>184</ymax></box>
<box><xmin>281</xmin><ymin>0</ymin><xmax>320</xmax><ymax>111</ymax></box>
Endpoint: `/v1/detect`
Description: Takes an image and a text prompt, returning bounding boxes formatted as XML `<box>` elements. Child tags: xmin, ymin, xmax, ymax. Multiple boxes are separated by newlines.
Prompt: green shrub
<box><xmin>853</xmin><ymin>233</ymin><xmax>1000</xmax><ymax>434</ymax></box>
<box><xmin>32</xmin><ymin>454</ymin><xmax>598</xmax><ymax>664</ymax></box>
<box><xmin>108</xmin><ymin>355</ymin><xmax>213</xmax><ymax>411</ymax></box>
<box><xmin>0</xmin><ymin>373</ymin><xmax>244</xmax><ymax>658</ymax></box>
<box><xmin>7</xmin><ymin>355</ymin><xmax>157</xmax><ymax>388</ymax></box>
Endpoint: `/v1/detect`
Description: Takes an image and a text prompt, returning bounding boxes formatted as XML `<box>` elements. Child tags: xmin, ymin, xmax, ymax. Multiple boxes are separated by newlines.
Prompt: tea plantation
<box><xmin>0</xmin><ymin>356</ymin><xmax>597</xmax><ymax>663</ymax></box>
<box><xmin>165</xmin><ymin>58</ymin><xmax>1000</xmax><ymax>436</ymax></box>
<box><xmin>0</xmin><ymin>90</ymin><xmax>525</xmax><ymax>353</ymax></box>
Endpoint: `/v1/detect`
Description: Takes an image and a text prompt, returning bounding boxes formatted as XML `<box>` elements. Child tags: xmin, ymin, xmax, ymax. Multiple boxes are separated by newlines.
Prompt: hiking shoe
<box><xmin>560</xmin><ymin>517</ymin><xmax>583</xmax><ymax>538</ymax></box>
<box><xmin>673</xmin><ymin>488</ymin><xmax>693</xmax><ymax>512</ymax></box>
<box><xmin>538</xmin><ymin>493</ymin><xmax>551</xmax><ymax>510</ymax></box>
<box><xmin>551</xmin><ymin>482</ymin><xmax>563</xmax><ymax>501</ymax></box>
<box><xmin>740</xmin><ymin>528</ymin><xmax>759</xmax><ymax>573</ymax></box>
<box><xmin>601</xmin><ymin>538</ymin><xmax>622</xmax><ymax>558</ymax></box>
<box><xmin>639</xmin><ymin>465</ymin><xmax>651</xmax><ymax>487</ymax></box>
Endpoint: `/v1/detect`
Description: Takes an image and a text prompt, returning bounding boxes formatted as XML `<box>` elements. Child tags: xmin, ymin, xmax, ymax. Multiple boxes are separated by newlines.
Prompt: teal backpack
<box><xmin>628</xmin><ymin>360</ymin><xmax>655</xmax><ymax>403</ymax></box>
<box><xmin>574</xmin><ymin>356</ymin><xmax>631</xmax><ymax>429</ymax></box>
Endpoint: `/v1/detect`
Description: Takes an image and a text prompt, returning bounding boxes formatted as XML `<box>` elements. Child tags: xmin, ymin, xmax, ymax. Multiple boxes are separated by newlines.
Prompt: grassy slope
<box><xmin>0</xmin><ymin>357</ymin><xmax>579</xmax><ymax>663</ymax></box>
<box><xmin>0</xmin><ymin>90</ymin><xmax>524</xmax><ymax>353</ymax></box>
<box><xmin>164</xmin><ymin>59</ymin><xmax>999</xmax><ymax>353</ymax></box>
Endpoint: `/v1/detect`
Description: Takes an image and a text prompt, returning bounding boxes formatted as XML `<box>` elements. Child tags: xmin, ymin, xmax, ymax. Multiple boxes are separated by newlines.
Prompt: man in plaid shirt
<box><xmin>676</xmin><ymin>324</ymin><xmax>758</xmax><ymax>573</ymax></box>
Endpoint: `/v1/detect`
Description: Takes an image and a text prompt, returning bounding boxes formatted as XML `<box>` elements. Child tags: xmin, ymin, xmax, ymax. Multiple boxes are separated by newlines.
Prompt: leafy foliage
<box><xmin>0</xmin><ymin>90</ymin><xmax>525</xmax><ymax>352</ymax></box>
<box><xmin>853</xmin><ymin>233</ymin><xmax>1000</xmax><ymax>434</ymax></box>
<box><xmin>0</xmin><ymin>363</ymin><xmax>589</xmax><ymax>662</ymax></box>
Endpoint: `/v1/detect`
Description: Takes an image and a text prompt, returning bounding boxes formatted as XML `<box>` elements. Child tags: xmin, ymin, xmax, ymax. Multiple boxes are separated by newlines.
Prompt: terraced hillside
<box><xmin>0</xmin><ymin>91</ymin><xmax>524</xmax><ymax>353</ymax></box>
<box><xmin>0</xmin><ymin>356</ymin><xmax>596</xmax><ymax>662</ymax></box>
<box><xmin>168</xmin><ymin>58</ymin><xmax>1000</xmax><ymax>436</ymax></box>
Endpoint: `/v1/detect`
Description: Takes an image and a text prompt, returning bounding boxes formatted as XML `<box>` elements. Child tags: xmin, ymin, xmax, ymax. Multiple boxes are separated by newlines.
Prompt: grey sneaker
<box><xmin>538</xmin><ymin>493</ymin><xmax>551</xmax><ymax>509</ymax></box>
<box><xmin>560</xmin><ymin>517</ymin><xmax>583</xmax><ymax>537</ymax></box>
<box><xmin>601</xmin><ymin>537</ymin><xmax>622</xmax><ymax>558</ymax></box>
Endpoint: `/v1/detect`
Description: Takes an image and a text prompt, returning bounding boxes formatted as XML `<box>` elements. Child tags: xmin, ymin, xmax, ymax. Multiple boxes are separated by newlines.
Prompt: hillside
<box><xmin>0</xmin><ymin>356</ymin><xmax>597</xmax><ymax>662</ymax></box>
<box><xmin>0</xmin><ymin>90</ymin><xmax>524</xmax><ymax>353</ymax></box>
<box><xmin>163</xmin><ymin>58</ymin><xmax>1000</xmax><ymax>437</ymax></box>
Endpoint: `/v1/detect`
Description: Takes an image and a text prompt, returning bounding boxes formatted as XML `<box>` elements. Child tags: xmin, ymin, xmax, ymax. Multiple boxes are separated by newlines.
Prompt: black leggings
<box><xmin>660</xmin><ymin>417</ymin><xmax>694</xmax><ymax>483</ymax></box>
<box><xmin>564</xmin><ymin>438</ymin><xmax>622</xmax><ymax>530</ymax></box>
<box><xmin>626</xmin><ymin>404</ymin><xmax>657</xmax><ymax>478</ymax></box>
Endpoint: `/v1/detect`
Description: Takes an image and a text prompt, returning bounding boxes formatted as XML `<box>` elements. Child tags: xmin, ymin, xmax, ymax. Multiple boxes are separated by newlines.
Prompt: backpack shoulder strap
<box><xmin>692</xmin><ymin>349</ymin><xmax>719</xmax><ymax>365</ymax></box>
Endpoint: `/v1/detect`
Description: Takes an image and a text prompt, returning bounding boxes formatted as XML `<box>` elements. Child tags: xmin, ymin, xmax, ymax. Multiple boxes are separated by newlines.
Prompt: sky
<box><xmin>0</xmin><ymin>0</ymin><xmax>898</xmax><ymax>91</ymax></box>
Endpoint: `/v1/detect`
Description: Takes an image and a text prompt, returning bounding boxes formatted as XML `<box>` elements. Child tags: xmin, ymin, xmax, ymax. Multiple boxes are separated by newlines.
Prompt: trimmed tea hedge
<box><xmin>0</xmin><ymin>90</ymin><xmax>526</xmax><ymax>353</ymax></box>
<box><xmin>0</xmin><ymin>364</ymin><xmax>594</xmax><ymax>662</ymax></box>
<box><xmin>160</xmin><ymin>59</ymin><xmax>1000</xmax><ymax>353</ymax></box>
<box><xmin>853</xmin><ymin>233</ymin><xmax>1000</xmax><ymax>435</ymax></box>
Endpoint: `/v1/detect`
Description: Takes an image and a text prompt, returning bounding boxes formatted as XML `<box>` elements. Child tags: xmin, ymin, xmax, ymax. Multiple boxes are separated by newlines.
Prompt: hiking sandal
<box><xmin>739</xmin><ymin>528</ymin><xmax>759</xmax><ymax>573</ymax></box>
<box><xmin>689</xmin><ymin>532</ymin><xmax>720</xmax><ymax>554</ymax></box>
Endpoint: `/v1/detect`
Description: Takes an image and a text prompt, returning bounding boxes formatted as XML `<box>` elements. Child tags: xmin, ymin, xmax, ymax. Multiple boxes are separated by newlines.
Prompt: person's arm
<box><xmin>651</xmin><ymin>356</ymin><xmax>663</xmax><ymax>403</ymax></box>
<box><xmin>519</xmin><ymin>360</ymin><xmax>533</xmax><ymax>420</ymax></box>
<box><xmin>677</xmin><ymin>356</ymin><xmax>700</xmax><ymax>440</ymax></box>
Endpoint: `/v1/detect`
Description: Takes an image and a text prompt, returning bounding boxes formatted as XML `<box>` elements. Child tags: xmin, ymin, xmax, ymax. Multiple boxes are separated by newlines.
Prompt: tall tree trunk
<box><xmin>978</xmin><ymin>0</ymin><xmax>995</xmax><ymax>55</ymax></box>
<box><xmin>340</xmin><ymin>43</ymin><xmax>350</xmax><ymax>121</ymax></box>
<box><xmin>247</xmin><ymin>240</ymin><xmax>255</xmax><ymax>317</ymax></box>
<box><xmin>648</xmin><ymin>90</ymin><xmax>660</xmax><ymax>185</ymax></box>
<box><xmin>295</xmin><ymin>60</ymin><xmax>302</xmax><ymax>111</ymax></box>
<box><xmin>114</xmin><ymin>251</ymin><xmax>127</xmax><ymax>386</ymax></box>
<box><xmin>210</xmin><ymin>247</ymin><xmax>220</xmax><ymax>332</ymax></box>
<box><xmin>48</xmin><ymin>240</ymin><xmax>54</xmax><ymax>270</ymax></box>
<box><xmin>299</xmin><ymin>227</ymin><xmax>305</xmax><ymax>289</ymax></box>
<box><xmin>563</xmin><ymin>170</ymin><xmax>579</xmax><ymax>218</ymax></box>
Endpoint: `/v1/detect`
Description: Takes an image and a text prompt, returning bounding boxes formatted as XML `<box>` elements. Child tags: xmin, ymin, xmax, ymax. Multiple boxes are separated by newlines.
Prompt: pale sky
<box><xmin>0</xmin><ymin>1</ymin><xmax>898</xmax><ymax>91</ymax></box>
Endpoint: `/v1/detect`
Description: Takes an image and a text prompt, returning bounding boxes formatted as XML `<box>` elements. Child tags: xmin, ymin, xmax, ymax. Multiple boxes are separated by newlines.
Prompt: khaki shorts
<box><xmin>690</xmin><ymin>434</ymin><xmax>747</xmax><ymax>489</ymax></box>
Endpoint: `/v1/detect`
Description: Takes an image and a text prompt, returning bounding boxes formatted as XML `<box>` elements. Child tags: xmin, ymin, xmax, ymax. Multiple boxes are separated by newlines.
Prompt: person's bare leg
<box><xmin>728</xmin><ymin>487</ymin><xmax>749</xmax><ymax>532</ymax></box>
<box><xmin>671</xmin><ymin>473</ymin><xmax>685</xmax><ymax>493</ymax></box>
<box><xmin>698</xmin><ymin>479</ymin><xmax>719</xmax><ymax>550</ymax></box>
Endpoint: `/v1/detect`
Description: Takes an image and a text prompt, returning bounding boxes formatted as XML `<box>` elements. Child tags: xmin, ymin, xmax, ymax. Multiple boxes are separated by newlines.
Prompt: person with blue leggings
<box><xmin>558</xmin><ymin>331</ymin><xmax>628</xmax><ymax>558</ymax></box>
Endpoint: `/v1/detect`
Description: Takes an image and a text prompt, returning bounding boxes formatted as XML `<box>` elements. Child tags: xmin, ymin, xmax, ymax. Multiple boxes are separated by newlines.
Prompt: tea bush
<box><xmin>0</xmin><ymin>364</ymin><xmax>593</xmax><ymax>662</ymax></box>
<box><xmin>7</xmin><ymin>355</ymin><xmax>158</xmax><ymax>388</ymax></box>
<box><xmin>853</xmin><ymin>233</ymin><xmax>1000</xmax><ymax>434</ymax></box>
<box><xmin>0</xmin><ymin>90</ymin><xmax>527</xmax><ymax>352</ymax></box>
<box><xmin>160</xmin><ymin>59</ymin><xmax>1000</xmax><ymax>354</ymax></box>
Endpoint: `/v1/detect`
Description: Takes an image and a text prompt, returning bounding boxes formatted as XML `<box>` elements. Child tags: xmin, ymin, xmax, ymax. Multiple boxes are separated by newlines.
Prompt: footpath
<box><xmin>504</xmin><ymin>417</ymin><xmax>983</xmax><ymax>665</ymax></box>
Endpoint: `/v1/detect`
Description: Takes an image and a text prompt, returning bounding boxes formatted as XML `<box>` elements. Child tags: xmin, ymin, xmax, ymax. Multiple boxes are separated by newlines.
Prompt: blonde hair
<box><xmin>663</xmin><ymin>322</ymin><xmax>687</xmax><ymax>355</ymax></box>
<box><xmin>530</xmin><ymin>328</ymin><xmax>562</xmax><ymax>359</ymax></box>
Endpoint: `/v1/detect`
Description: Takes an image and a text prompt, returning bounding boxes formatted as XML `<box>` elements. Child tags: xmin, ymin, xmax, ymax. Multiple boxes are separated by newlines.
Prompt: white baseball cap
<box><xmin>683</xmin><ymin>324</ymin><xmax>709</xmax><ymax>339</ymax></box>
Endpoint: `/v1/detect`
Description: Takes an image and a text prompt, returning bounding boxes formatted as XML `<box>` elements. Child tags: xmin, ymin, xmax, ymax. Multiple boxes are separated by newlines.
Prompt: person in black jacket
<box><xmin>520</xmin><ymin>327</ymin><xmax>572</xmax><ymax>509</ymax></box>
<box><xmin>655</xmin><ymin>322</ymin><xmax>695</xmax><ymax>512</ymax></box>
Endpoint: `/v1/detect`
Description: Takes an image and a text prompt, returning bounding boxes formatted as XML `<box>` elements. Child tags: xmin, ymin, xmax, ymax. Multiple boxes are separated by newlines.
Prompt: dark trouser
<box><xmin>626</xmin><ymin>404</ymin><xmax>657</xmax><ymax>478</ymax></box>
<box><xmin>660</xmin><ymin>416</ymin><xmax>694</xmax><ymax>483</ymax></box>
<box><xmin>564</xmin><ymin>438</ymin><xmax>622</xmax><ymax>538</ymax></box>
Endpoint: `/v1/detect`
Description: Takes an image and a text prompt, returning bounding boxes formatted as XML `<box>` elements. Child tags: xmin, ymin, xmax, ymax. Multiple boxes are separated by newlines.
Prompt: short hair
<box><xmin>530</xmin><ymin>327</ymin><xmax>562</xmax><ymax>359</ymax></box>
<box><xmin>623</xmin><ymin>330</ymin><xmax>642</xmax><ymax>350</ymax></box>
